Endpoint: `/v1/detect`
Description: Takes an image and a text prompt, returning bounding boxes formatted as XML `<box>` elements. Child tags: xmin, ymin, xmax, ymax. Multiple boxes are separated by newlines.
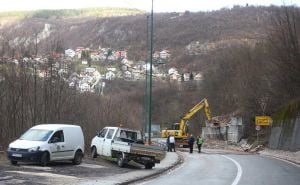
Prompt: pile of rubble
<box><xmin>203</xmin><ymin>138</ymin><xmax>265</xmax><ymax>153</ymax></box>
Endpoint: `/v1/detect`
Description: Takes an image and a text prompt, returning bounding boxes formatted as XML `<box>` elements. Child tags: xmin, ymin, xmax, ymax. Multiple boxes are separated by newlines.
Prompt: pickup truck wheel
<box><xmin>10</xmin><ymin>160</ymin><xmax>18</xmax><ymax>165</ymax></box>
<box><xmin>91</xmin><ymin>146</ymin><xmax>97</xmax><ymax>158</ymax></box>
<box><xmin>72</xmin><ymin>150</ymin><xmax>83</xmax><ymax>165</ymax></box>
<box><xmin>145</xmin><ymin>163</ymin><xmax>154</xmax><ymax>169</ymax></box>
<box><xmin>40</xmin><ymin>152</ymin><xmax>49</xmax><ymax>166</ymax></box>
<box><xmin>117</xmin><ymin>155</ymin><xmax>125</xmax><ymax>168</ymax></box>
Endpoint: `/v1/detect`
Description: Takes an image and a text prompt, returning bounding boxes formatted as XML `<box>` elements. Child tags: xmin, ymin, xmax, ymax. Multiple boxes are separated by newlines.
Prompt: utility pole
<box><xmin>146</xmin><ymin>0</ymin><xmax>154</xmax><ymax>145</ymax></box>
<box><xmin>34</xmin><ymin>64</ymin><xmax>37</xmax><ymax>124</ymax></box>
<box><xmin>144</xmin><ymin>15</ymin><xmax>150</xmax><ymax>141</ymax></box>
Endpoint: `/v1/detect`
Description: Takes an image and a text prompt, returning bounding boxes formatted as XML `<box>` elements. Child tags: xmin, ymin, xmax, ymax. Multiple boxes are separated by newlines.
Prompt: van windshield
<box><xmin>20</xmin><ymin>129</ymin><xmax>53</xmax><ymax>141</ymax></box>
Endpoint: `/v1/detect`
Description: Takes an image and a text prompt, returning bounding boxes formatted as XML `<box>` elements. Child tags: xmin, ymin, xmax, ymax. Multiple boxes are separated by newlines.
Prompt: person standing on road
<box><xmin>167</xmin><ymin>134</ymin><xmax>171</xmax><ymax>152</ymax></box>
<box><xmin>197</xmin><ymin>135</ymin><xmax>204</xmax><ymax>153</ymax></box>
<box><xmin>188</xmin><ymin>134</ymin><xmax>195</xmax><ymax>153</ymax></box>
<box><xmin>169</xmin><ymin>134</ymin><xmax>176</xmax><ymax>152</ymax></box>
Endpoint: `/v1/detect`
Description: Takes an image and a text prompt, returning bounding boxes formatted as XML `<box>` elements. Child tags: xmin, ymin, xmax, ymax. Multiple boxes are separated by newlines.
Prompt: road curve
<box><xmin>141</xmin><ymin>151</ymin><xmax>300</xmax><ymax>185</ymax></box>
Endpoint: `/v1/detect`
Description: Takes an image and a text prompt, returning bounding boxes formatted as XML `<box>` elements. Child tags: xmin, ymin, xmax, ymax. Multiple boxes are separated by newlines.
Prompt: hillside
<box><xmin>0</xmin><ymin>6</ymin><xmax>281</xmax><ymax>70</ymax></box>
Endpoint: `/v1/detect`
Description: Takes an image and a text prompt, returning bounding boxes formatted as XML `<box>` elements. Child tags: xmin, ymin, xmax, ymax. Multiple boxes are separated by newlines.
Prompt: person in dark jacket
<box><xmin>188</xmin><ymin>134</ymin><xmax>195</xmax><ymax>153</ymax></box>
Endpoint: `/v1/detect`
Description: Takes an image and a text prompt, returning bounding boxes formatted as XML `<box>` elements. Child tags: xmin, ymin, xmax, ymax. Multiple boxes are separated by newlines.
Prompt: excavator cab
<box><xmin>171</xmin><ymin>123</ymin><xmax>180</xmax><ymax>130</ymax></box>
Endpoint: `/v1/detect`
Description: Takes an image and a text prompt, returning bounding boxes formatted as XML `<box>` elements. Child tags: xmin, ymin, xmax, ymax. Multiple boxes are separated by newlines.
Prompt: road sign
<box><xmin>255</xmin><ymin>116</ymin><xmax>272</xmax><ymax>126</ymax></box>
<box><xmin>255</xmin><ymin>125</ymin><xmax>261</xmax><ymax>131</ymax></box>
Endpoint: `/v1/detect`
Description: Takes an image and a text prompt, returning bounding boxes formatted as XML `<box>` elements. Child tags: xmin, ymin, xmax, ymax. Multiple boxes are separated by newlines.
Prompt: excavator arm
<box><xmin>180</xmin><ymin>98</ymin><xmax>212</xmax><ymax>136</ymax></box>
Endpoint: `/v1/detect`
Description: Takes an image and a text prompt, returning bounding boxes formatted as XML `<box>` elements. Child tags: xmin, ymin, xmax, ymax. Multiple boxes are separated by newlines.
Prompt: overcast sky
<box><xmin>0</xmin><ymin>0</ymin><xmax>298</xmax><ymax>12</ymax></box>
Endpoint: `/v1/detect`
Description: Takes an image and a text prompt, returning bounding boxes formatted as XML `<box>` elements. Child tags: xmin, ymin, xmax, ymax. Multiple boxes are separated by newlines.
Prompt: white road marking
<box><xmin>22</xmin><ymin>165</ymin><xmax>52</xmax><ymax>171</ymax></box>
<box><xmin>78</xmin><ymin>163</ymin><xmax>106</xmax><ymax>169</ymax></box>
<box><xmin>262</xmin><ymin>155</ymin><xmax>300</xmax><ymax>168</ymax></box>
<box><xmin>1</xmin><ymin>179</ymin><xmax>26</xmax><ymax>184</ymax></box>
<box><xmin>0</xmin><ymin>176</ymin><xmax>13</xmax><ymax>180</ymax></box>
<box><xmin>221</xmin><ymin>155</ymin><xmax>242</xmax><ymax>185</ymax></box>
<box><xmin>5</xmin><ymin>171</ymin><xmax>79</xmax><ymax>179</ymax></box>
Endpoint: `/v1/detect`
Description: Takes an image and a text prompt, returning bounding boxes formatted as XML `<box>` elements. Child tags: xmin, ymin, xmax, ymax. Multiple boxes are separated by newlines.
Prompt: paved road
<box><xmin>142</xmin><ymin>151</ymin><xmax>300</xmax><ymax>185</ymax></box>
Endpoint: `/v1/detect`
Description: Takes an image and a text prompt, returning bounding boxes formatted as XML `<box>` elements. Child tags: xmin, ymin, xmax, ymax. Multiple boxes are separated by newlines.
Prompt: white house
<box><xmin>91</xmin><ymin>53</ymin><xmax>100</xmax><ymax>61</ymax></box>
<box><xmin>170</xmin><ymin>73</ymin><xmax>180</xmax><ymax>81</ymax></box>
<box><xmin>69</xmin><ymin>81</ymin><xmax>75</xmax><ymax>88</ymax></box>
<box><xmin>160</xmin><ymin>49</ymin><xmax>171</xmax><ymax>59</ymax></box>
<box><xmin>79</xmin><ymin>82</ymin><xmax>90</xmax><ymax>92</ymax></box>
<box><xmin>65</xmin><ymin>49</ymin><xmax>76</xmax><ymax>58</ymax></box>
<box><xmin>124</xmin><ymin>71</ymin><xmax>132</xmax><ymax>79</ymax></box>
<box><xmin>92</xmin><ymin>70</ymin><xmax>101</xmax><ymax>78</ymax></box>
<box><xmin>107</xmin><ymin>67</ymin><xmax>116</xmax><ymax>72</ymax></box>
<box><xmin>121</xmin><ymin>64</ymin><xmax>131</xmax><ymax>71</ymax></box>
<box><xmin>85</xmin><ymin>67</ymin><xmax>96</xmax><ymax>73</ymax></box>
<box><xmin>168</xmin><ymin>67</ymin><xmax>178</xmax><ymax>75</ymax></box>
<box><xmin>121</xmin><ymin>58</ymin><xmax>134</xmax><ymax>65</ymax></box>
<box><xmin>194</xmin><ymin>73</ymin><xmax>203</xmax><ymax>81</ymax></box>
<box><xmin>105</xmin><ymin>71</ymin><xmax>116</xmax><ymax>80</ymax></box>
<box><xmin>183</xmin><ymin>73</ymin><xmax>190</xmax><ymax>81</ymax></box>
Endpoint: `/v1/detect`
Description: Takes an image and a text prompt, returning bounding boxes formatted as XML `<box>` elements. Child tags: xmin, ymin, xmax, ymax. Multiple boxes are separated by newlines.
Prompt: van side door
<box><xmin>95</xmin><ymin>128</ymin><xmax>108</xmax><ymax>155</ymax></box>
<box><xmin>102</xmin><ymin>128</ymin><xmax>116</xmax><ymax>157</ymax></box>
<box><xmin>49</xmin><ymin>130</ymin><xmax>66</xmax><ymax>160</ymax></box>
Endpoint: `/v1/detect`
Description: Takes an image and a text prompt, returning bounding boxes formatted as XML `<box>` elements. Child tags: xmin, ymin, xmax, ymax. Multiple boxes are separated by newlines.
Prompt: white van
<box><xmin>7</xmin><ymin>124</ymin><xmax>84</xmax><ymax>166</ymax></box>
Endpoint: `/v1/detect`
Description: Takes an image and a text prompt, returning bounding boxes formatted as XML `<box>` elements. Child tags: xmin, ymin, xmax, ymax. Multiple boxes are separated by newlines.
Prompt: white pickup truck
<box><xmin>90</xmin><ymin>127</ymin><xmax>164</xmax><ymax>169</ymax></box>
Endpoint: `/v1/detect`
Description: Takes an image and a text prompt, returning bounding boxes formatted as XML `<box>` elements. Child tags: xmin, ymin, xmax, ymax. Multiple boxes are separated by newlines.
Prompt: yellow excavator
<box><xmin>161</xmin><ymin>98</ymin><xmax>213</xmax><ymax>147</ymax></box>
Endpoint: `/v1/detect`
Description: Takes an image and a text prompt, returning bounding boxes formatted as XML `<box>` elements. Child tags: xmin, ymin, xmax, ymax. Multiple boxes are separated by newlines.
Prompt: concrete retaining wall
<box><xmin>202</xmin><ymin>125</ymin><xmax>244</xmax><ymax>143</ymax></box>
<box><xmin>268</xmin><ymin>118</ymin><xmax>300</xmax><ymax>151</ymax></box>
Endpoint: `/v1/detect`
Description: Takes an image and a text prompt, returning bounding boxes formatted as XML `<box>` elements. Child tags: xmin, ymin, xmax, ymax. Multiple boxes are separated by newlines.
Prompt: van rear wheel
<box><xmin>145</xmin><ymin>163</ymin><xmax>154</xmax><ymax>169</ymax></box>
<box><xmin>72</xmin><ymin>150</ymin><xmax>83</xmax><ymax>165</ymax></box>
<box><xmin>10</xmin><ymin>160</ymin><xmax>18</xmax><ymax>165</ymax></box>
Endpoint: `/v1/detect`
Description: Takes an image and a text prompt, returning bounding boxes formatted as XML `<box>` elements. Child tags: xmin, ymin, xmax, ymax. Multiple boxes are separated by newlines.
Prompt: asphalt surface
<box><xmin>0</xmin><ymin>155</ymin><xmax>141</xmax><ymax>185</ymax></box>
<box><xmin>0</xmin><ymin>151</ymin><xmax>177</xmax><ymax>185</ymax></box>
<box><xmin>141</xmin><ymin>151</ymin><xmax>300</xmax><ymax>185</ymax></box>
<box><xmin>1</xmin><ymin>149</ymin><xmax>299</xmax><ymax>185</ymax></box>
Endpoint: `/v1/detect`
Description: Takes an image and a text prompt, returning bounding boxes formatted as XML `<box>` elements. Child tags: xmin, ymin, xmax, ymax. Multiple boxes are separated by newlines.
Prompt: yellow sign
<box><xmin>255</xmin><ymin>116</ymin><xmax>272</xmax><ymax>126</ymax></box>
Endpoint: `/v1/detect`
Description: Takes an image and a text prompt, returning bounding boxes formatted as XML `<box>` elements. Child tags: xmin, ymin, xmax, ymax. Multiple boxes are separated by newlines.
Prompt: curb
<box><xmin>119</xmin><ymin>151</ymin><xmax>184</xmax><ymax>185</ymax></box>
<box><xmin>259</xmin><ymin>153</ymin><xmax>300</xmax><ymax>166</ymax></box>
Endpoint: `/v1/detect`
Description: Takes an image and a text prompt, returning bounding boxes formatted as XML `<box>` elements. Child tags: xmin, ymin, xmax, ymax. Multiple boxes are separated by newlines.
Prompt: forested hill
<box><xmin>0</xmin><ymin>6</ymin><xmax>278</xmax><ymax>69</ymax></box>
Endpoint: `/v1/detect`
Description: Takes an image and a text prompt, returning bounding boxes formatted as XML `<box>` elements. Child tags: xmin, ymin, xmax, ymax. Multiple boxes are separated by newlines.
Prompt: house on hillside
<box><xmin>107</xmin><ymin>67</ymin><xmax>116</xmax><ymax>72</ymax></box>
<box><xmin>65</xmin><ymin>49</ymin><xmax>75</xmax><ymax>58</ymax></box>
<box><xmin>79</xmin><ymin>82</ymin><xmax>90</xmax><ymax>93</ymax></box>
<box><xmin>105</xmin><ymin>71</ymin><xmax>116</xmax><ymax>80</ymax></box>
<box><xmin>124</xmin><ymin>71</ymin><xmax>132</xmax><ymax>79</ymax></box>
<box><xmin>91</xmin><ymin>51</ymin><xmax>100</xmax><ymax>61</ymax></box>
<box><xmin>168</xmin><ymin>67</ymin><xmax>178</xmax><ymax>75</ymax></box>
<box><xmin>153</xmin><ymin>51</ymin><xmax>160</xmax><ymax>60</ymax></box>
<box><xmin>168</xmin><ymin>68</ymin><xmax>180</xmax><ymax>81</ymax></box>
<box><xmin>75</xmin><ymin>47</ymin><xmax>85</xmax><ymax>59</ymax></box>
<box><xmin>183</xmin><ymin>73</ymin><xmax>190</xmax><ymax>81</ymax></box>
<box><xmin>121</xmin><ymin>58</ymin><xmax>134</xmax><ymax>65</ymax></box>
<box><xmin>85</xmin><ymin>67</ymin><xmax>96</xmax><ymax>74</ymax></box>
<box><xmin>121</xmin><ymin>64</ymin><xmax>129</xmax><ymax>71</ymax></box>
<box><xmin>160</xmin><ymin>49</ymin><xmax>171</xmax><ymax>59</ymax></box>
<box><xmin>194</xmin><ymin>72</ymin><xmax>203</xmax><ymax>81</ymax></box>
